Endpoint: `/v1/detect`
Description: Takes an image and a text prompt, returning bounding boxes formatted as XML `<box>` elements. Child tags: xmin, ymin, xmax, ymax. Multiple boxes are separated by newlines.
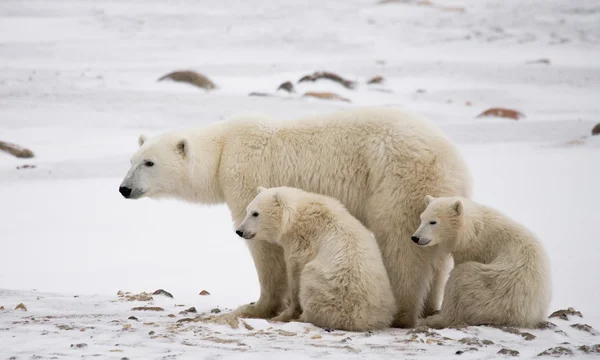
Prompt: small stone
<box><xmin>117</xmin><ymin>290</ymin><xmax>124</xmax><ymax>296</ymax></box>
<box><xmin>278</xmin><ymin>330</ymin><xmax>297</xmax><ymax>336</ymax></box>
<box><xmin>210</xmin><ymin>308</ymin><xmax>221</xmax><ymax>314</ymax></box>
<box><xmin>521</xmin><ymin>332</ymin><xmax>536</xmax><ymax>341</ymax></box>
<box><xmin>570</xmin><ymin>323</ymin><xmax>599</xmax><ymax>335</ymax></box>
<box><xmin>303</xmin><ymin>91</ymin><xmax>351</xmax><ymax>103</ymax></box>
<box><xmin>456</xmin><ymin>350</ymin><xmax>464</xmax><ymax>355</ymax></box>
<box><xmin>465</xmin><ymin>101</ymin><xmax>472</xmax><ymax>106</ymax></box>
<box><xmin>407</xmin><ymin>326</ymin><xmax>440</xmax><ymax>337</ymax></box>
<box><xmin>550</xmin><ymin>307</ymin><xmax>583</xmax><ymax>321</ymax></box>
<box><xmin>248</xmin><ymin>92</ymin><xmax>272</xmax><ymax>97</ymax></box>
<box><xmin>498</xmin><ymin>348</ymin><xmax>520</xmax><ymax>356</ymax></box>
<box><xmin>241</xmin><ymin>320</ymin><xmax>254</xmax><ymax>330</ymax></box>
<box><xmin>341</xmin><ymin>337</ymin><xmax>352</xmax><ymax>343</ymax></box>
<box><xmin>323</xmin><ymin>327</ymin><xmax>334</xmax><ymax>333</ymax></box>
<box><xmin>476</xmin><ymin>107</ymin><xmax>525</xmax><ymax>120</ymax></box>
<box><xmin>526</xmin><ymin>58</ymin><xmax>551</xmax><ymax>65</ymax></box>
<box><xmin>179</xmin><ymin>307</ymin><xmax>197</xmax><ymax>314</ymax></box>
<box><xmin>15</xmin><ymin>303</ymin><xmax>27</xmax><ymax>311</ymax></box>
<box><xmin>148</xmin><ymin>331</ymin><xmax>155</xmax><ymax>336</ymax></box>
<box><xmin>110</xmin><ymin>349</ymin><xmax>124</xmax><ymax>353</ymax></box>
<box><xmin>482</xmin><ymin>339</ymin><xmax>495</xmax><ymax>345</ymax></box>
<box><xmin>122</xmin><ymin>324</ymin><xmax>132</xmax><ymax>330</ymax></box>
<box><xmin>152</xmin><ymin>289</ymin><xmax>173</xmax><ymax>298</ymax></box>
<box><xmin>367</xmin><ymin>75</ymin><xmax>384</xmax><ymax>85</ymax></box>
<box><xmin>277</xmin><ymin>81</ymin><xmax>294</xmax><ymax>93</ymax></box>
<box><xmin>0</xmin><ymin>306</ymin><xmax>4</xmax><ymax>310</ymax></box>
<box><xmin>537</xmin><ymin>321</ymin><xmax>557</xmax><ymax>330</ymax></box>
<box><xmin>591</xmin><ymin>123</ymin><xmax>600</xmax><ymax>136</ymax></box>
<box><xmin>167</xmin><ymin>314</ymin><xmax>176</xmax><ymax>318</ymax></box>
<box><xmin>416</xmin><ymin>89</ymin><xmax>426</xmax><ymax>93</ymax></box>
<box><xmin>578</xmin><ymin>344</ymin><xmax>600</xmax><ymax>354</ymax></box>
<box><xmin>128</xmin><ymin>316</ymin><xmax>138</xmax><ymax>321</ymax></box>
<box><xmin>131</xmin><ymin>306</ymin><xmax>164</xmax><ymax>311</ymax></box>
<box><xmin>537</xmin><ymin>346</ymin><xmax>573</xmax><ymax>357</ymax></box>
<box><xmin>16</xmin><ymin>164</ymin><xmax>36</xmax><ymax>170</ymax></box>
<box><xmin>311</xmin><ymin>334</ymin><xmax>322</xmax><ymax>339</ymax></box>
<box><xmin>177</xmin><ymin>318</ymin><xmax>196</xmax><ymax>323</ymax></box>
<box><xmin>199</xmin><ymin>290</ymin><xmax>210</xmax><ymax>296</ymax></box>
<box><xmin>70</xmin><ymin>343</ymin><xmax>88</xmax><ymax>349</ymax></box>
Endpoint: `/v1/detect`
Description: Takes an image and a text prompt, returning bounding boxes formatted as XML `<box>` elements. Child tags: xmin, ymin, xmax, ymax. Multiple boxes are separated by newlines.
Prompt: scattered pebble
<box><xmin>278</xmin><ymin>330</ymin><xmax>297</xmax><ymax>336</ymax></box>
<box><xmin>465</xmin><ymin>101</ymin><xmax>473</xmax><ymax>106</ymax></box>
<box><xmin>157</xmin><ymin>70</ymin><xmax>216</xmax><ymax>90</ymax></box>
<box><xmin>0</xmin><ymin>141</ymin><xmax>34</xmax><ymax>158</ymax></box>
<box><xmin>179</xmin><ymin>307</ymin><xmax>197</xmax><ymax>314</ymax></box>
<box><xmin>537</xmin><ymin>321</ymin><xmax>557</xmax><ymax>330</ymax></box>
<box><xmin>298</xmin><ymin>71</ymin><xmax>356</xmax><ymax>89</ymax></box>
<box><xmin>323</xmin><ymin>327</ymin><xmax>334</xmax><ymax>333</ymax></box>
<box><xmin>15</xmin><ymin>303</ymin><xmax>27</xmax><ymax>311</ymax></box>
<box><xmin>152</xmin><ymin>289</ymin><xmax>173</xmax><ymax>298</ymax></box>
<box><xmin>127</xmin><ymin>316</ymin><xmax>138</xmax><ymax>321</ymax></box>
<box><xmin>70</xmin><ymin>343</ymin><xmax>88</xmax><ymax>349</ymax></box>
<box><xmin>0</xmin><ymin>306</ymin><xmax>4</xmax><ymax>310</ymax></box>
<box><xmin>591</xmin><ymin>123</ymin><xmax>600</xmax><ymax>136</ymax></box>
<box><xmin>311</xmin><ymin>334</ymin><xmax>322</xmax><ymax>339</ymax></box>
<box><xmin>367</xmin><ymin>75</ymin><xmax>384</xmax><ymax>85</ymax></box>
<box><xmin>211</xmin><ymin>308</ymin><xmax>221</xmax><ymax>314</ymax></box>
<box><xmin>578</xmin><ymin>344</ymin><xmax>600</xmax><ymax>354</ymax></box>
<box><xmin>498</xmin><ymin>348</ymin><xmax>520</xmax><ymax>356</ymax></box>
<box><xmin>131</xmin><ymin>306</ymin><xmax>164</xmax><ymax>311</ymax></box>
<box><xmin>303</xmin><ymin>91</ymin><xmax>351</xmax><ymax>103</ymax></box>
<box><xmin>148</xmin><ymin>331</ymin><xmax>155</xmax><ymax>336</ymax></box>
<box><xmin>537</xmin><ymin>346</ymin><xmax>573</xmax><ymax>357</ymax></box>
<box><xmin>248</xmin><ymin>92</ymin><xmax>272</xmax><ymax>97</ymax></box>
<box><xmin>526</xmin><ymin>58</ymin><xmax>551</xmax><ymax>65</ymax></box>
<box><xmin>476</xmin><ymin>107</ymin><xmax>525</xmax><ymax>120</ymax></box>
<box><xmin>549</xmin><ymin>307</ymin><xmax>582</xmax><ymax>321</ymax></box>
<box><xmin>341</xmin><ymin>337</ymin><xmax>352</xmax><ymax>343</ymax></box>
<box><xmin>167</xmin><ymin>314</ymin><xmax>176</xmax><ymax>318</ymax></box>
<box><xmin>241</xmin><ymin>320</ymin><xmax>254</xmax><ymax>330</ymax></box>
<box><xmin>277</xmin><ymin>81</ymin><xmax>294</xmax><ymax>92</ymax></box>
<box><xmin>199</xmin><ymin>290</ymin><xmax>211</xmax><ymax>296</ymax></box>
<box><xmin>416</xmin><ymin>89</ymin><xmax>427</xmax><ymax>93</ymax></box>
<box><xmin>16</xmin><ymin>164</ymin><xmax>36</xmax><ymax>170</ymax></box>
<box><xmin>570</xmin><ymin>323</ymin><xmax>598</xmax><ymax>335</ymax></box>
<box><xmin>407</xmin><ymin>326</ymin><xmax>440</xmax><ymax>337</ymax></box>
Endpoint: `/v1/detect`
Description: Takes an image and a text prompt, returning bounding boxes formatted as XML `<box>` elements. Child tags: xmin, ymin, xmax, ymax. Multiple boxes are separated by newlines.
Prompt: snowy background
<box><xmin>1</xmin><ymin>0</ymin><xmax>599</xmax><ymax>358</ymax></box>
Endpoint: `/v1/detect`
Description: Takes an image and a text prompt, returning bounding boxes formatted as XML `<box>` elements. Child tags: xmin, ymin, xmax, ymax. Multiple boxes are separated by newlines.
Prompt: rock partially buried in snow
<box><xmin>179</xmin><ymin>307</ymin><xmax>197</xmax><ymax>315</ymax></box>
<box><xmin>367</xmin><ymin>75</ymin><xmax>384</xmax><ymax>85</ymax></box>
<box><xmin>16</xmin><ymin>164</ymin><xmax>36</xmax><ymax>170</ymax></box>
<box><xmin>592</xmin><ymin>123</ymin><xmax>600</xmax><ymax>136</ymax></box>
<box><xmin>70</xmin><ymin>343</ymin><xmax>88</xmax><ymax>349</ymax></box>
<box><xmin>0</xmin><ymin>141</ymin><xmax>34</xmax><ymax>158</ymax></box>
<box><xmin>0</xmin><ymin>306</ymin><xmax>4</xmax><ymax>310</ymax></box>
<box><xmin>152</xmin><ymin>289</ymin><xmax>173</xmax><ymax>298</ymax></box>
<box><xmin>298</xmin><ymin>71</ymin><xmax>356</xmax><ymax>89</ymax></box>
<box><xmin>476</xmin><ymin>108</ymin><xmax>525</xmax><ymax>120</ymax></box>
<box><xmin>526</xmin><ymin>58</ymin><xmax>551</xmax><ymax>65</ymax></box>
<box><xmin>277</xmin><ymin>81</ymin><xmax>295</xmax><ymax>93</ymax></box>
<box><xmin>549</xmin><ymin>307</ymin><xmax>583</xmax><ymax>321</ymax></box>
<box><xmin>131</xmin><ymin>306</ymin><xmax>164</xmax><ymax>311</ymax></box>
<box><xmin>578</xmin><ymin>345</ymin><xmax>600</xmax><ymax>354</ymax></box>
<box><xmin>157</xmin><ymin>70</ymin><xmax>216</xmax><ymax>90</ymax></box>
<box><xmin>303</xmin><ymin>91</ymin><xmax>351</xmax><ymax>103</ymax></box>
<box><xmin>537</xmin><ymin>346</ymin><xmax>573</xmax><ymax>357</ymax></box>
<box><xmin>498</xmin><ymin>348</ymin><xmax>520</xmax><ymax>356</ymax></box>
<box><xmin>199</xmin><ymin>290</ymin><xmax>210</xmax><ymax>296</ymax></box>
<box><xmin>570</xmin><ymin>323</ymin><xmax>599</xmax><ymax>335</ymax></box>
<box><xmin>15</xmin><ymin>303</ymin><xmax>27</xmax><ymax>311</ymax></box>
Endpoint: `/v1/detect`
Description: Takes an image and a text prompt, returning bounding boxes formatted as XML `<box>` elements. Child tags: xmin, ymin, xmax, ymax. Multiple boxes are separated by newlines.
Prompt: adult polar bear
<box><xmin>119</xmin><ymin>107</ymin><xmax>472</xmax><ymax>327</ymax></box>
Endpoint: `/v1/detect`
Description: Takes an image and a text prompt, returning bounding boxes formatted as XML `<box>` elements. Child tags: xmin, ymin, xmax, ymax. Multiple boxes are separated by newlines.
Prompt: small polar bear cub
<box><xmin>412</xmin><ymin>196</ymin><xmax>551</xmax><ymax>329</ymax></box>
<box><xmin>236</xmin><ymin>186</ymin><xmax>397</xmax><ymax>331</ymax></box>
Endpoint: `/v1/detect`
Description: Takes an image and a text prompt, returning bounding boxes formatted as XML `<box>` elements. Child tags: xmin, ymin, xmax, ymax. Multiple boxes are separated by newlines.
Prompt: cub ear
<box><xmin>257</xmin><ymin>186</ymin><xmax>267</xmax><ymax>194</ymax></box>
<box><xmin>453</xmin><ymin>200</ymin><xmax>463</xmax><ymax>215</ymax></box>
<box><xmin>274</xmin><ymin>191</ymin><xmax>285</xmax><ymax>207</ymax></box>
<box><xmin>425</xmin><ymin>195</ymin><xmax>435</xmax><ymax>205</ymax></box>
<box><xmin>138</xmin><ymin>134</ymin><xmax>148</xmax><ymax>147</ymax></box>
<box><xmin>176</xmin><ymin>138</ymin><xmax>191</xmax><ymax>158</ymax></box>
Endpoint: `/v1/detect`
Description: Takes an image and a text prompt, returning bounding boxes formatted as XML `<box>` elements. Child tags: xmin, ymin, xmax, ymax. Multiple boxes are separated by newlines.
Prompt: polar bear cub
<box><xmin>412</xmin><ymin>196</ymin><xmax>552</xmax><ymax>328</ymax></box>
<box><xmin>236</xmin><ymin>186</ymin><xmax>397</xmax><ymax>331</ymax></box>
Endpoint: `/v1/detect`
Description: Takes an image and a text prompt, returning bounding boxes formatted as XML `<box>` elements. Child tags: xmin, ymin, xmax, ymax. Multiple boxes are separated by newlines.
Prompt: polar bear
<box><xmin>235</xmin><ymin>186</ymin><xmax>397</xmax><ymax>331</ymax></box>
<box><xmin>412</xmin><ymin>196</ymin><xmax>552</xmax><ymax>328</ymax></box>
<box><xmin>119</xmin><ymin>107</ymin><xmax>472</xmax><ymax>327</ymax></box>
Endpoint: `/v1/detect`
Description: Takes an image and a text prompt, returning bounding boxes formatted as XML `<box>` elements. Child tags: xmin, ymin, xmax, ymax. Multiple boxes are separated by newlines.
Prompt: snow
<box><xmin>1</xmin><ymin>0</ymin><xmax>599</xmax><ymax>358</ymax></box>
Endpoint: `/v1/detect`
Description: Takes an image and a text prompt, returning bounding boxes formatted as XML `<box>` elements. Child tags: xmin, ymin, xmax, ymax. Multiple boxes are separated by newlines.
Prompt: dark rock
<box><xmin>179</xmin><ymin>307</ymin><xmax>197</xmax><ymax>315</ymax></box>
<box><xmin>578</xmin><ymin>344</ymin><xmax>600</xmax><ymax>354</ymax></box>
<box><xmin>70</xmin><ymin>343</ymin><xmax>87</xmax><ymax>349</ymax></box>
<box><xmin>0</xmin><ymin>141</ymin><xmax>34</xmax><ymax>158</ymax></box>
<box><xmin>298</xmin><ymin>71</ymin><xmax>356</xmax><ymax>89</ymax></box>
<box><xmin>498</xmin><ymin>348</ymin><xmax>520</xmax><ymax>356</ymax></box>
<box><xmin>570</xmin><ymin>323</ymin><xmax>599</xmax><ymax>335</ymax></box>
<box><xmin>277</xmin><ymin>81</ymin><xmax>294</xmax><ymax>93</ymax></box>
<box><xmin>127</xmin><ymin>316</ymin><xmax>138</xmax><ymax>321</ymax></box>
<box><xmin>157</xmin><ymin>70</ymin><xmax>216</xmax><ymax>90</ymax></box>
<box><xmin>549</xmin><ymin>307</ymin><xmax>583</xmax><ymax>321</ymax></box>
<box><xmin>537</xmin><ymin>346</ymin><xmax>573</xmax><ymax>357</ymax></box>
<box><xmin>152</xmin><ymin>289</ymin><xmax>173</xmax><ymax>298</ymax></box>
<box><xmin>210</xmin><ymin>308</ymin><xmax>221</xmax><ymax>314</ymax></box>
<box><xmin>591</xmin><ymin>123</ymin><xmax>600</xmax><ymax>136</ymax></box>
<box><xmin>148</xmin><ymin>331</ymin><xmax>155</xmax><ymax>336</ymax></box>
<box><xmin>199</xmin><ymin>290</ymin><xmax>211</xmax><ymax>296</ymax></box>
<box><xmin>367</xmin><ymin>75</ymin><xmax>384</xmax><ymax>85</ymax></box>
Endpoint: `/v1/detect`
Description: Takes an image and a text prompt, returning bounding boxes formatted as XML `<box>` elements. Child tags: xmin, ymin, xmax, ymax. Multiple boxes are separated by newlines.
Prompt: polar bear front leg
<box><xmin>234</xmin><ymin>240</ymin><xmax>288</xmax><ymax>319</ymax></box>
<box><xmin>271</xmin><ymin>257</ymin><xmax>302</xmax><ymax>323</ymax></box>
<box><xmin>422</xmin><ymin>253</ymin><xmax>452</xmax><ymax>317</ymax></box>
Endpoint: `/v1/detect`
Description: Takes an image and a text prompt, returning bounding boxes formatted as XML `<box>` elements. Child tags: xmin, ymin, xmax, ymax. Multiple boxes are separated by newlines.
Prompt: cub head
<box><xmin>235</xmin><ymin>186</ymin><xmax>296</xmax><ymax>244</ymax></box>
<box><xmin>119</xmin><ymin>133</ymin><xmax>193</xmax><ymax>200</ymax></box>
<box><xmin>411</xmin><ymin>195</ymin><xmax>463</xmax><ymax>247</ymax></box>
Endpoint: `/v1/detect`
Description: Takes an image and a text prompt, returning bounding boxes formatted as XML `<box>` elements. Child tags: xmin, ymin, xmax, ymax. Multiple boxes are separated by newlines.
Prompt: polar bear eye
<box><xmin>252</xmin><ymin>212</ymin><xmax>259</xmax><ymax>217</ymax></box>
<box><xmin>144</xmin><ymin>161</ymin><xmax>154</xmax><ymax>167</ymax></box>
<box><xmin>429</xmin><ymin>221</ymin><xmax>437</xmax><ymax>225</ymax></box>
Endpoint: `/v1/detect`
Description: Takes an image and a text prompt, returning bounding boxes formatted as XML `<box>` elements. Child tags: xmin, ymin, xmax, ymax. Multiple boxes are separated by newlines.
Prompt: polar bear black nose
<box><xmin>236</xmin><ymin>230</ymin><xmax>244</xmax><ymax>238</ymax></box>
<box><xmin>119</xmin><ymin>186</ymin><xmax>132</xmax><ymax>198</ymax></box>
<box><xmin>411</xmin><ymin>236</ymin><xmax>420</xmax><ymax>243</ymax></box>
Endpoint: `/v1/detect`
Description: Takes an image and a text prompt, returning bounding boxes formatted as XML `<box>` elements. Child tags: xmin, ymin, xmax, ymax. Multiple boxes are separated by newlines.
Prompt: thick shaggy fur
<box><xmin>119</xmin><ymin>107</ymin><xmax>472</xmax><ymax>327</ymax></box>
<box><xmin>236</xmin><ymin>186</ymin><xmax>397</xmax><ymax>331</ymax></box>
<box><xmin>412</xmin><ymin>196</ymin><xmax>552</xmax><ymax>328</ymax></box>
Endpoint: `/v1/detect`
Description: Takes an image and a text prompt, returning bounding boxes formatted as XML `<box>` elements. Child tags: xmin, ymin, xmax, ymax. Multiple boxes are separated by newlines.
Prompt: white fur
<box><xmin>237</xmin><ymin>186</ymin><xmax>397</xmax><ymax>331</ymax></box>
<box><xmin>120</xmin><ymin>107</ymin><xmax>472</xmax><ymax>327</ymax></box>
<box><xmin>413</xmin><ymin>196</ymin><xmax>552</xmax><ymax>328</ymax></box>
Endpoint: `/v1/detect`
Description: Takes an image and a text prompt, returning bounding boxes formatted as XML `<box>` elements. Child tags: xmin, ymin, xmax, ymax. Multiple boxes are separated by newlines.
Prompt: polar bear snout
<box><xmin>411</xmin><ymin>234</ymin><xmax>431</xmax><ymax>246</ymax></box>
<box><xmin>119</xmin><ymin>186</ymin><xmax>132</xmax><ymax>198</ymax></box>
<box><xmin>411</xmin><ymin>236</ymin><xmax>420</xmax><ymax>243</ymax></box>
<box><xmin>236</xmin><ymin>228</ymin><xmax>255</xmax><ymax>240</ymax></box>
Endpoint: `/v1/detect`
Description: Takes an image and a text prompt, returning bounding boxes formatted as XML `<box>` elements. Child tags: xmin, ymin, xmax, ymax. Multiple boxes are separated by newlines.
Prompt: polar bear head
<box><xmin>411</xmin><ymin>195</ymin><xmax>463</xmax><ymax>247</ymax></box>
<box><xmin>235</xmin><ymin>186</ymin><xmax>298</xmax><ymax>244</ymax></box>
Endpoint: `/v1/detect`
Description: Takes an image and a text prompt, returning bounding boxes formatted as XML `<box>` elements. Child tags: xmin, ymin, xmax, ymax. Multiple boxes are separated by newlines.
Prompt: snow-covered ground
<box><xmin>1</xmin><ymin>0</ymin><xmax>599</xmax><ymax>358</ymax></box>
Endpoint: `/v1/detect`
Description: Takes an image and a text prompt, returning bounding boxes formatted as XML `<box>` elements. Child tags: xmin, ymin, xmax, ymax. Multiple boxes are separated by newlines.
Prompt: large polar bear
<box><xmin>119</xmin><ymin>107</ymin><xmax>472</xmax><ymax>327</ymax></box>
<box><xmin>235</xmin><ymin>186</ymin><xmax>397</xmax><ymax>331</ymax></box>
<box><xmin>412</xmin><ymin>196</ymin><xmax>552</xmax><ymax>328</ymax></box>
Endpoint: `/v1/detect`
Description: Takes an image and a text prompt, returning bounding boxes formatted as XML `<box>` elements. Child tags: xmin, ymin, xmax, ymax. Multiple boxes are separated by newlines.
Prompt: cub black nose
<box><xmin>411</xmin><ymin>236</ymin><xmax>420</xmax><ymax>243</ymax></box>
<box><xmin>236</xmin><ymin>230</ymin><xmax>244</xmax><ymax>238</ymax></box>
<box><xmin>119</xmin><ymin>186</ymin><xmax>132</xmax><ymax>198</ymax></box>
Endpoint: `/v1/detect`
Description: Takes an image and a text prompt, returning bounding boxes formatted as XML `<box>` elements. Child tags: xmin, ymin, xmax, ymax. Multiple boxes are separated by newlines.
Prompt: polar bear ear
<box><xmin>257</xmin><ymin>186</ymin><xmax>266</xmax><ymax>194</ymax></box>
<box><xmin>273</xmin><ymin>191</ymin><xmax>284</xmax><ymax>207</ymax></box>
<box><xmin>452</xmin><ymin>200</ymin><xmax>463</xmax><ymax>216</ymax></box>
<box><xmin>424</xmin><ymin>195</ymin><xmax>435</xmax><ymax>205</ymax></box>
<box><xmin>176</xmin><ymin>138</ymin><xmax>191</xmax><ymax>158</ymax></box>
<box><xmin>138</xmin><ymin>134</ymin><xmax>148</xmax><ymax>147</ymax></box>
